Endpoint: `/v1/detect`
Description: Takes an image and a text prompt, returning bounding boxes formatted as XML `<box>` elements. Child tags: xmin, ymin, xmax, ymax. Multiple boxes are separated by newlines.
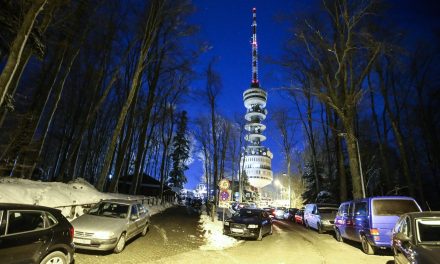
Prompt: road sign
<box><xmin>219</xmin><ymin>179</ymin><xmax>230</xmax><ymax>190</ymax></box>
<box><xmin>220</xmin><ymin>190</ymin><xmax>230</xmax><ymax>201</ymax></box>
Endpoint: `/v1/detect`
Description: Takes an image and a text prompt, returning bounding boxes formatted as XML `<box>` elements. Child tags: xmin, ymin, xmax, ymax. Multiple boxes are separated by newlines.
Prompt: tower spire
<box><xmin>251</xmin><ymin>7</ymin><xmax>259</xmax><ymax>87</ymax></box>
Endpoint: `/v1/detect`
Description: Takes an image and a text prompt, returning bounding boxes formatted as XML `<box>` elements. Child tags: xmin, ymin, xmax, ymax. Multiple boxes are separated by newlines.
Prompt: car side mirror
<box><xmin>396</xmin><ymin>232</ymin><xmax>410</xmax><ymax>243</ymax></box>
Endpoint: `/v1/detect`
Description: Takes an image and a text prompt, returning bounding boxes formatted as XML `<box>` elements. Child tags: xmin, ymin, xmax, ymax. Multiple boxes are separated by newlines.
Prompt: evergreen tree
<box><xmin>169</xmin><ymin>111</ymin><xmax>190</xmax><ymax>188</ymax></box>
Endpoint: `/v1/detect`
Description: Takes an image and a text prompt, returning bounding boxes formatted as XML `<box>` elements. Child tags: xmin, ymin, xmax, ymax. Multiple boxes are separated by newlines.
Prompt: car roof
<box><xmin>0</xmin><ymin>203</ymin><xmax>61</xmax><ymax>213</ymax></box>
<box><xmin>99</xmin><ymin>199</ymin><xmax>141</xmax><ymax>205</ymax></box>
<box><xmin>402</xmin><ymin>211</ymin><xmax>440</xmax><ymax>218</ymax></box>
<box><xmin>340</xmin><ymin>196</ymin><xmax>417</xmax><ymax>204</ymax></box>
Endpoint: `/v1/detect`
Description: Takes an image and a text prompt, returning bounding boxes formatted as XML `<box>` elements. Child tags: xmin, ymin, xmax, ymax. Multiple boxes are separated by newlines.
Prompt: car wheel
<box><xmin>305</xmin><ymin>221</ymin><xmax>309</xmax><ymax>228</ymax></box>
<box><xmin>269</xmin><ymin>224</ymin><xmax>273</xmax><ymax>235</ymax></box>
<box><xmin>142</xmin><ymin>223</ymin><xmax>150</xmax><ymax>236</ymax></box>
<box><xmin>317</xmin><ymin>223</ymin><xmax>324</xmax><ymax>234</ymax></box>
<box><xmin>40</xmin><ymin>251</ymin><xmax>67</xmax><ymax>264</ymax></box>
<box><xmin>257</xmin><ymin>227</ymin><xmax>263</xmax><ymax>241</ymax></box>
<box><xmin>114</xmin><ymin>233</ymin><xmax>126</xmax><ymax>253</ymax></box>
<box><xmin>361</xmin><ymin>235</ymin><xmax>375</xmax><ymax>255</ymax></box>
<box><xmin>335</xmin><ymin>228</ymin><xmax>343</xmax><ymax>242</ymax></box>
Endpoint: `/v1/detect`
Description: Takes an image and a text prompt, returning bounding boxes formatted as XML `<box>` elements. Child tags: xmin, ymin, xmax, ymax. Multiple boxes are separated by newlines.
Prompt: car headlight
<box><xmin>248</xmin><ymin>224</ymin><xmax>258</xmax><ymax>228</ymax></box>
<box><xmin>94</xmin><ymin>231</ymin><xmax>114</xmax><ymax>239</ymax></box>
<box><xmin>224</xmin><ymin>222</ymin><xmax>230</xmax><ymax>226</ymax></box>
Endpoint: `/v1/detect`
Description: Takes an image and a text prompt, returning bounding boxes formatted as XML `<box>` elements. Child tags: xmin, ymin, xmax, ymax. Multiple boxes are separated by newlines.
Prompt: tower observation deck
<box><xmin>241</xmin><ymin>8</ymin><xmax>273</xmax><ymax>188</ymax></box>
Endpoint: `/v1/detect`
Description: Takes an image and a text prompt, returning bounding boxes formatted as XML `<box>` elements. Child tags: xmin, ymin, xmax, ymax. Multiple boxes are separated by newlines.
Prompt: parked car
<box><xmin>263</xmin><ymin>207</ymin><xmax>275</xmax><ymax>218</ymax></box>
<box><xmin>392</xmin><ymin>211</ymin><xmax>440</xmax><ymax>264</ymax></box>
<box><xmin>274</xmin><ymin>207</ymin><xmax>287</xmax><ymax>220</ymax></box>
<box><xmin>295</xmin><ymin>208</ymin><xmax>305</xmax><ymax>225</ymax></box>
<box><xmin>334</xmin><ymin>196</ymin><xmax>422</xmax><ymax>255</ymax></box>
<box><xmin>304</xmin><ymin>203</ymin><xmax>338</xmax><ymax>233</ymax></box>
<box><xmin>283</xmin><ymin>208</ymin><xmax>298</xmax><ymax>221</ymax></box>
<box><xmin>223</xmin><ymin>208</ymin><xmax>272</xmax><ymax>240</ymax></box>
<box><xmin>71</xmin><ymin>199</ymin><xmax>150</xmax><ymax>253</ymax></box>
<box><xmin>0</xmin><ymin>203</ymin><xmax>74</xmax><ymax>264</ymax></box>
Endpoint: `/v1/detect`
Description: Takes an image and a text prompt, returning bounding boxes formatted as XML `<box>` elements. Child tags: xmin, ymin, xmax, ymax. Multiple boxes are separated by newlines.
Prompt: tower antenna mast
<box><xmin>251</xmin><ymin>7</ymin><xmax>259</xmax><ymax>87</ymax></box>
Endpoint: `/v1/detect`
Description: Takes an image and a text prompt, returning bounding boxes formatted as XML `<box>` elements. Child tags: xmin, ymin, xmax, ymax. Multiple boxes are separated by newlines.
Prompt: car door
<box><xmin>394</xmin><ymin>217</ymin><xmax>412</xmax><ymax>264</ymax></box>
<box><xmin>261</xmin><ymin>211</ymin><xmax>270</xmax><ymax>233</ymax></box>
<box><xmin>0</xmin><ymin>210</ymin><xmax>50</xmax><ymax>264</ymax></box>
<box><xmin>136</xmin><ymin>204</ymin><xmax>148</xmax><ymax>228</ymax></box>
<box><xmin>353</xmin><ymin>202</ymin><xmax>368</xmax><ymax>241</ymax></box>
<box><xmin>345</xmin><ymin>203</ymin><xmax>357</xmax><ymax>240</ymax></box>
<box><xmin>127</xmin><ymin>205</ymin><xmax>140</xmax><ymax>239</ymax></box>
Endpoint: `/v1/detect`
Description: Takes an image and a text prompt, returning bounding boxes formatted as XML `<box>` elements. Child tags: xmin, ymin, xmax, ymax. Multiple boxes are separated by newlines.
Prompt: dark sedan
<box><xmin>0</xmin><ymin>203</ymin><xmax>74</xmax><ymax>264</ymax></box>
<box><xmin>223</xmin><ymin>208</ymin><xmax>272</xmax><ymax>240</ymax></box>
<box><xmin>392</xmin><ymin>211</ymin><xmax>440</xmax><ymax>264</ymax></box>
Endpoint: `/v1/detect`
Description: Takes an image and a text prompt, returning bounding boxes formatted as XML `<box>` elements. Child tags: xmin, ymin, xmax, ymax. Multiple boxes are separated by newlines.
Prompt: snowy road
<box><xmin>75</xmin><ymin>206</ymin><xmax>394</xmax><ymax>264</ymax></box>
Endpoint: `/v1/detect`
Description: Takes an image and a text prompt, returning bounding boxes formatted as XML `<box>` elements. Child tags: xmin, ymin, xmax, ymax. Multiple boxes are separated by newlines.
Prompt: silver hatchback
<box><xmin>71</xmin><ymin>199</ymin><xmax>150</xmax><ymax>253</ymax></box>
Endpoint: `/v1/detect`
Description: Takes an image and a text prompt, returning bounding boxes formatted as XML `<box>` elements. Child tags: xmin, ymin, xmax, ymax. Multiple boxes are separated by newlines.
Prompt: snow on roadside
<box><xmin>0</xmin><ymin>177</ymin><xmax>174</xmax><ymax>219</ymax></box>
<box><xmin>198</xmin><ymin>209</ymin><xmax>242</xmax><ymax>250</ymax></box>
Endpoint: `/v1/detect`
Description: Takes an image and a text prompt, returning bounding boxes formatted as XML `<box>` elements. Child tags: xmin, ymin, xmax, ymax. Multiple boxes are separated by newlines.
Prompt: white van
<box><xmin>303</xmin><ymin>203</ymin><xmax>339</xmax><ymax>233</ymax></box>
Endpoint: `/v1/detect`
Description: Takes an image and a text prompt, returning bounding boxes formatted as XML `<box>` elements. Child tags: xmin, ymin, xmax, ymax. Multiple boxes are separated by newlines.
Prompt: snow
<box><xmin>0</xmin><ymin>177</ymin><xmax>173</xmax><ymax>219</ymax></box>
<box><xmin>0</xmin><ymin>177</ymin><xmax>243</xmax><ymax>251</ymax></box>
<box><xmin>198</xmin><ymin>209</ymin><xmax>242</xmax><ymax>250</ymax></box>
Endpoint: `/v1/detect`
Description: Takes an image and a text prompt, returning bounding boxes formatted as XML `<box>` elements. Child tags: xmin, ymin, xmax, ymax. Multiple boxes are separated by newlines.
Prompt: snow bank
<box><xmin>0</xmin><ymin>177</ymin><xmax>174</xmax><ymax>219</ymax></box>
<box><xmin>198</xmin><ymin>210</ymin><xmax>242</xmax><ymax>250</ymax></box>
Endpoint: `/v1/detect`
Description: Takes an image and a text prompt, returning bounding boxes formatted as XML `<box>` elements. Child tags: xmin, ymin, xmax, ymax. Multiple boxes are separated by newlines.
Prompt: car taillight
<box><xmin>370</xmin><ymin>228</ymin><xmax>379</xmax><ymax>236</ymax></box>
<box><xmin>69</xmin><ymin>227</ymin><xmax>74</xmax><ymax>240</ymax></box>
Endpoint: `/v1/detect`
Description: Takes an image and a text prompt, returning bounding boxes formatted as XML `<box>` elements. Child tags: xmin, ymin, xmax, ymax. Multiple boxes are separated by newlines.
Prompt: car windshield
<box><xmin>319</xmin><ymin>208</ymin><xmax>338</xmax><ymax>214</ymax></box>
<box><xmin>88</xmin><ymin>202</ymin><xmax>129</xmax><ymax>218</ymax></box>
<box><xmin>236</xmin><ymin>209</ymin><xmax>261</xmax><ymax>219</ymax></box>
<box><xmin>416</xmin><ymin>219</ymin><xmax>440</xmax><ymax>244</ymax></box>
<box><xmin>373</xmin><ymin>199</ymin><xmax>419</xmax><ymax>216</ymax></box>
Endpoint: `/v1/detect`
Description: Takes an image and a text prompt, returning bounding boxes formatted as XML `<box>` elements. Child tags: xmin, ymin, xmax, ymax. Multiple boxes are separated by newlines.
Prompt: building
<box><xmin>240</xmin><ymin>8</ymin><xmax>273</xmax><ymax>189</ymax></box>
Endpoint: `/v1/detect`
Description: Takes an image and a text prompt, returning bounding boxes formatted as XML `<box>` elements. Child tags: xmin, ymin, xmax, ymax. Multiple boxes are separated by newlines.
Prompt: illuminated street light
<box><xmin>338</xmin><ymin>133</ymin><xmax>366</xmax><ymax>198</ymax></box>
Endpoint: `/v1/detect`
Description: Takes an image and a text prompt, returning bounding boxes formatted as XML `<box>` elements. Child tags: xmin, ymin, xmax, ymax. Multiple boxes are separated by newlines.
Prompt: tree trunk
<box><xmin>0</xmin><ymin>0</ymin><xmax>48</xmax><ymax>107</ymax></box>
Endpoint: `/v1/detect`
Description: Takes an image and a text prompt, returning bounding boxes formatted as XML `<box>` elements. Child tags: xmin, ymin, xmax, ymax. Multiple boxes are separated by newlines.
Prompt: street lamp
<box><xmin>338</xmin><ymin>133</ymin><xmax>366</xmax><ymax>198</ymax></box>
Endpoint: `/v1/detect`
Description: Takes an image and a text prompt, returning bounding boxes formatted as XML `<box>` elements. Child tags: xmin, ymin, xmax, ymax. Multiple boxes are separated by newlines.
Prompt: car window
<box><xmin>401</xmin><ymin>217</ymin><xmax>410</xmax><ymax>237</ymax></box>
<box><xmin>131</xmin><ymin>205</ymin><xmax>139</xmax><ymax>217</ymax></box>
<box><xmin>137</xmin><ymin>204</ymin><xmax>146</xmax><ymax>215</ymax></box>
<box><xmin>89</xmin><ymin>202</ymin><xmax>129</xmax><ymax>218</ymax></box>
<box><xmin>6</xmin><ymin>211</ymin><xmax>45</xmax><ymax>235</ymax></box>
<box><xmin>416</xmin><ymin>219</ymin><xmax>440</xmax><ymax>243</ymax></box>
<box><xmin>45</xmin><ymin>212</ymin><xmax>58</xmax><ymax>227</ymax></box>
<box><xmin>0</xmin><ymin>211</ymin><xmax>5</xmax><ymax>235</ymax></box>
<box><xmin>373</xmin><ymin>199</ymin><xmax>420</xmax><ymax>216</ymax></box>
<box><xmin>354</xmin><ymin>202</ymin><xmax>368</xmax><ymax>216</ymax></box>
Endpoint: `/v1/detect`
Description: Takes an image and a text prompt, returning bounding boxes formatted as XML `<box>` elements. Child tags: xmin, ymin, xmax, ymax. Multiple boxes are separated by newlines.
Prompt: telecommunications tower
<box><xmin>241</xmin><ymin>8</ymin><xmax>273</xmax><ymax>188</ymax></box>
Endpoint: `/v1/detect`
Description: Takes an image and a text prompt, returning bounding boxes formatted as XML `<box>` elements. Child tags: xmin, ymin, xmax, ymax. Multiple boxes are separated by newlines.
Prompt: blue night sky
<box><xmin>182</xmin><ymin>0</ymin><xmax>440</xmax><ymax>190</ymax></box>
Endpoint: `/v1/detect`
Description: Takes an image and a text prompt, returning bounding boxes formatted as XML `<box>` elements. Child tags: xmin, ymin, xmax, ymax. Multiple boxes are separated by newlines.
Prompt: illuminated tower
<box><xmin>241</xmin><ymin>8</ymin><xmax>273</xmax><ymax>188</ymax></box>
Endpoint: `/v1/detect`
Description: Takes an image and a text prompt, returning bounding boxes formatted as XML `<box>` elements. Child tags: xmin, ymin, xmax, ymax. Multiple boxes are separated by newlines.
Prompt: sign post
<box><xmin>218</xmin><ymin>179</ymin><xmax>231</xmax><ymax>223</ymax></box>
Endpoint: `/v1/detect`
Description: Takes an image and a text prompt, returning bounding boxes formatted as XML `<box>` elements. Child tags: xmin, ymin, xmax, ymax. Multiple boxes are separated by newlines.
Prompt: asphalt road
<box><xmin>75</xmin><ymin>205</ymin><xmax>394</xmax><ymax>264</ymax></box>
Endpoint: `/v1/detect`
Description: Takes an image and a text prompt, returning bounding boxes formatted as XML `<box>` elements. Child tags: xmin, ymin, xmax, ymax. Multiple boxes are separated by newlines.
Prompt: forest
<box><xmin>0</xmin><ymin>0</ymin><xmax>439</xmax><ymax>209</ymax></box>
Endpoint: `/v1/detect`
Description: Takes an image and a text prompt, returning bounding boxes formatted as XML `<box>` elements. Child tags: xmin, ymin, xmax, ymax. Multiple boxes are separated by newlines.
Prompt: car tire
<box><xmin>40</xmin><ymin>251</ymin><xmax>67</xmax><ymax>264</ymax></box>
<box><xmin>335</xmin><ymin>228</ymin><xmax>343</xmax><ymax>242</ymax></box>
<box><xmin>114</xmin><ymin>233</ymin><xmax>126</xmax><ymax>253</ymax></box>
<box><xmin>269</xmin><ymin>225</ymin><xmax>273</xmax><ymax>235</ymax></box>
<box><xmin>361</xmin><ymin>235</ymin><xmax>375</xmax><ymax>255</ymax></box>
<box><xmin>317</xmin><ymin>223</ymin><xmax>324</xmax><ymax>234</ymax></box>
<box><xmin>141</xmin><ymin>223</ymin><xmax>150</xmax><ymax>236</ymax></box>
<box><xmin>257</xmin><ymin>228</ymin><xmax>263</xmax><ymax>241</ymax></box>
<box><xmin>305</xmin><ymin>221</ymin><xmax>309</xmax><ymax>229</ymax></box>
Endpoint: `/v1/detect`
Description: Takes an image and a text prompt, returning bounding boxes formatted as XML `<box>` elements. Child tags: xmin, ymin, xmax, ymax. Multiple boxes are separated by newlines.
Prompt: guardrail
<box><xmin>53</xmin><ymin>195</ymin><xmax>176</xmax><ymax>219</ymax></box>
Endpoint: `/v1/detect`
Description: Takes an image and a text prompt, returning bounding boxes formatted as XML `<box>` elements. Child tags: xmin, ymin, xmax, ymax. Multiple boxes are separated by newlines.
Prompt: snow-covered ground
<box><xmin>0</xmin><ymin>177</ymin><xmax>173</xmax><ymax>219</ymax></box>
<box><xmin>0</xmin><ymin>177</ymin><xmax>242</xmax><ymax>251</ymax></box>
<box><xmin>198</xmin><ymin>208</ymin><xmax>242</xmax><ymax>251</ymax></box>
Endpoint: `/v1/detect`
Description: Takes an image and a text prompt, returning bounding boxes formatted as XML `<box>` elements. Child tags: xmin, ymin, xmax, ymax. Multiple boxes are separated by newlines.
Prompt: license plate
<box><xmin>73</xmin><ymin>238</ymin><xmax>91</xmax><ymax>245</ymax></box>
<box><xmin>231</xmin><ymin>228</ymin><xmax>244</xmax><ymax>233</ymax></box>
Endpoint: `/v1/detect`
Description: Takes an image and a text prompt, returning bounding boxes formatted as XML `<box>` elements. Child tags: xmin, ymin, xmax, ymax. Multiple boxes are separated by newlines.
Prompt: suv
<box><xmin>304</xmin><ymin>203</ymin><xmax>339</xmax><ymax>233</ymax></box>
<box><xmin>0</xmin><ymin>203</ymin><xmax>74</xmax><ymax>264</ymax></box>
<box><xmin>334</xmin><ymin>196</ymin><xmax>421</xmax><ymax>255</ymax></box>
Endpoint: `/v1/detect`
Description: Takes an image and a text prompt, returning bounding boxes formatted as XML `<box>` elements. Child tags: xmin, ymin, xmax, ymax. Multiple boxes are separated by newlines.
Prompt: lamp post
<box><xmin>338</xmin><ymin>133</ymin><xmax>366</xmax><ymax>198</ymax></box>
<box><xmin>283</xmin><ymin>173</ymin><xmax>291</xmax><ymax>208</ymax></box>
